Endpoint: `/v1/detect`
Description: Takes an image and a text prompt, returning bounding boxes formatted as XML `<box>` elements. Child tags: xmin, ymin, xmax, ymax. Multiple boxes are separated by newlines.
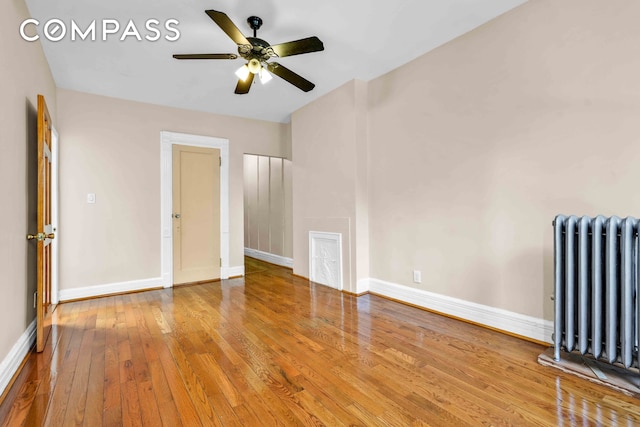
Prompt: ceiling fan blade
<box><xmin>173</xmin><ymin>54</ymin><xmax>238</xmax><ymax>60</ymax></box>
<box><xmin>267</xmin><ymin>62</ymin><xmax>315</xmax><ymax>92</ymax></box>
<box><xmin>234</xmin><ymin>73</ymin><xmax>255</xmax><ymax>94</ymax></box>
<box><xmin>205</xmin><ymin>10</ymin><xmax>251</xmax><ymax>46</ymax></box>
<box><xmin>270</xmin><ymin>37</ymin><xmax>324</xmax><ymax>58</ymax></box>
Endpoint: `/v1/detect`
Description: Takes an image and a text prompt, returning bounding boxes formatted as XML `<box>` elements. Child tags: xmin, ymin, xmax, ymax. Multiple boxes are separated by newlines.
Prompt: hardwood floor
<box><xmin>1</xmin><ymin>257</ymin><xmax>638</xmax><ymax>426</ymax></box>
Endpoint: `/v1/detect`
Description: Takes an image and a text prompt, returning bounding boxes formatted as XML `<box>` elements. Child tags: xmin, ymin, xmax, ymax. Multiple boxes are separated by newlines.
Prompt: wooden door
<box><xmin>27</xmin><ymin>95</ymin><xmax>56</xmax><ymax>353</ymax></box>
<box><xmin>172</xmin><ymin>145</ymin><xmax>221</xmax><ymax>284</ymax></box>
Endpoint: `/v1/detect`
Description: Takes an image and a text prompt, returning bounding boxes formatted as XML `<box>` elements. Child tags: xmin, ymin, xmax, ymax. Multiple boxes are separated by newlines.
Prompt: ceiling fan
<box><xmin>173</xmin><ymin>10</ymin><xmax>324</xmax><ymax>94</ymax></box>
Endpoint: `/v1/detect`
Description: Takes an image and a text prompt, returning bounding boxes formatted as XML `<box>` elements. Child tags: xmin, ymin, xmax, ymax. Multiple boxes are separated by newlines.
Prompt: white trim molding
<box><xmin>0</xmin><ymin>320</ymin><xmax>36</xmax><ymax>397</ymax></box>
<box><xmin>356</xmin><ymin>278</ymin><xmax>372</xmax><ymax>295</ymax></box>
<box><xmin>225</xmin><ymin>265</ymin><xmax>245</xmax><ymax>278</ymax></box>
<box><xmin>58</xmin><ymin>277</ymin><xmax>163</xmax><ymax>302</ymax></box>
<box><xmin>160</xmin><ymin>131</ymin><xmax>230</xmax><ymax>287</ymax></box>
<box><xmin>51</xmin><ymin>126</ymin><xmax>60</xmax><ymax>305</ymax></box>
<box><xmin>368</xmin><ymin>278</ymin><xmax>553</xmax><ymax>343</ymax></box>
<box><xmin>245</xmin><ymin>248</ymin><xmax>293</xmax><ymax>269</ymax></box>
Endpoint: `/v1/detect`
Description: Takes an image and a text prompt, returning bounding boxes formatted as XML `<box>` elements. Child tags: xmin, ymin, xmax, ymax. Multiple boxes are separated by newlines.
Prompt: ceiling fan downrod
<box><xmin>247</xmin><ymin>16</ymin><xmax>262</xmax><ymax>37</ymax></box>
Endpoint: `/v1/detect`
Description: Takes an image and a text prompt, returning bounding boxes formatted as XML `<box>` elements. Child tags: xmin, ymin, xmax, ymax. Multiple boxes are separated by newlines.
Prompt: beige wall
<box><xmin>243</xmin><ymin>154</ymin><xmax>293</xmax><ymax>258</ymax></box>
<box><xmin>367</xmin><ymin>0</ymin><xmax>640</xmax><ymax>320</ymax></box>
<box><xmin>292</xmin><ymin>0</ymin><xmax>640</xmax><ymax>323</ymax></box>
<box><xmin>6</xmin><ymin>0</ymin><xmax>639</xmax><ymax>366</ymax></box>
<box><xmin>0</xmin><ymin>0</ymin><xmax>56</xmax><ymax>361</ymax></box>
<box><xmin>291</xmin><ymin>80</ymin><xmax>369</xmax><ymax>292</ymax></box>
<box><xmin>56</xmin><ymin>89</ymin><xmax>288</xmax><ymax>291</ymax></box>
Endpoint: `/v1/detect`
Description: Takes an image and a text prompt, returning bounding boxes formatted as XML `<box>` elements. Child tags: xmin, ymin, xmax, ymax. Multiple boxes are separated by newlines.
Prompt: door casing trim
<box><xmin>51</xmin><ymin>127</ymin><xmax>59</xmax><ymax>304</ymax></box>
<box><xmin>160</xmin><ymin>131</ymin><xmax>230</xmax><ymax>287</ymax></box>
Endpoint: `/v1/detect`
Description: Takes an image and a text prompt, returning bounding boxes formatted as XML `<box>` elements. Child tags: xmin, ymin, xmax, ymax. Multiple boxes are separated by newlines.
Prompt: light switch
<box><xmin>87</xmin><ymin>193</ymin><xmax>96</xmax><ymax>204</ymax></box>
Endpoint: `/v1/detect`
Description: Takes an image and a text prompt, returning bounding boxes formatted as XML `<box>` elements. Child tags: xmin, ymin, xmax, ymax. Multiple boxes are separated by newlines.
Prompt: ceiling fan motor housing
<box><xmin>239</xmin><ymin>37</ymin><xmax>276</xmax><ymax>62</ymax></box>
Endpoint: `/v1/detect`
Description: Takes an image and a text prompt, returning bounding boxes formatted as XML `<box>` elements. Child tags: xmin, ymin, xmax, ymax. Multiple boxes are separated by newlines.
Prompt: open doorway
<box><xmin>243</xmin><ymin>154</ymin><xmax>293</xmax><ymax>268</ymax></box>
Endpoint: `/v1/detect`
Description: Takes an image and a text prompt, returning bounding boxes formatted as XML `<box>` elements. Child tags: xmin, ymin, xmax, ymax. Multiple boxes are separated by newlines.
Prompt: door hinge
<box><xmin>220</xmin><ymin>258</ymin><xmax>222</xmax><ymax>267</ymax></box>
<box><xmin>219</xmin><ymin>157</ymin><xmax>221</xmax><ymax>167</ymax></box>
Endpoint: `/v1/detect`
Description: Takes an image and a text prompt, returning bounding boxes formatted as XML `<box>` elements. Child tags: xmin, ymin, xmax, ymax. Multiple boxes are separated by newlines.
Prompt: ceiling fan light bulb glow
<box><xmin>235</xmin><ymin>64</ymin><xmax>250</xmax><ymax>81</ymax></box>
<box><xmin>259</xmin><ymin>68</ymin><xmax>273</xmax><ymax>84</ymax></box>
<box><xmin>248</xmin><ymin>58</ymin><xmax>261</xmax><ymax>74</ymax></box>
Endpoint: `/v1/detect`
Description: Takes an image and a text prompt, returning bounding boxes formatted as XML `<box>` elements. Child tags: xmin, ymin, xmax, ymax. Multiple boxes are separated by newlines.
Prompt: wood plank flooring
<box><xmin>1</xmin><ymin>257</ymin><xmax>638</xmax><ymax>426</ymax></box>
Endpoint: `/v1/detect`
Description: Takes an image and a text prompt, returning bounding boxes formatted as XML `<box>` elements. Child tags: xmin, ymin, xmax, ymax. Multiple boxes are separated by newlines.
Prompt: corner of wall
<box><xmin>282</xmin><ymin>122</ymin><xmax>293</xmax><ymax>161</ymax></box>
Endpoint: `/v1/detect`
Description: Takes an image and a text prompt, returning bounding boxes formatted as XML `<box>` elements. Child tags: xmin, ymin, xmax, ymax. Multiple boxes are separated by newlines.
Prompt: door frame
<box><xmin>160</xmin><ymin>131</ymin><xmax>229</xmax><ymax>287</ymax></box>
<box><xmin>50</xmin><ymin>127</ymin><xmax>59</xmax><ymax>304</ymax></box>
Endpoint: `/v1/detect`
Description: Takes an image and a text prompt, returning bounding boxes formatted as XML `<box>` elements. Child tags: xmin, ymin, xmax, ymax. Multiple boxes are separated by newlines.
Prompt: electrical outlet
<box><xmin>87</xmin><ymin>193</ymin><xmax>96</xmax><ymax>204</ymax></box>
<box><xmin>413</xmin><ymin>270</ymin><xmax>422</xmax><ymax>284</ymax></box>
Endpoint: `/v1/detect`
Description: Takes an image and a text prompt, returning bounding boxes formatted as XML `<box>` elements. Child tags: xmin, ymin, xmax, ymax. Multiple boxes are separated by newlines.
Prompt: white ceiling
<box><xmin>25</xmin><ymin>0</ymin><xmax>526</xmax><ymax>123</ymax></box>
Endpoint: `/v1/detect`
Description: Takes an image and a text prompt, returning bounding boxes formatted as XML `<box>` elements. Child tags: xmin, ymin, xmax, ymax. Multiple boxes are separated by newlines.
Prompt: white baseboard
<box><xmin>356</xmin><ymin>278</ymin><xmax>371</xmax><ymax>295</ymax></box>
<box><xmin>223</xmin><ymin>265</ymin><xmax>245</xmax><ymax>278</ymax></box>
<box><xmin>0</xmin><ymin>319</ymin><xmax>36</xmax><ymax>397</ymax></box>
<box><xmin>58</xmin><ymin>277</ymin><xmax>163</xmax><ymax>302</ymax></box>
<box><xmin>244</xmin><ymin>248</ymin><xmax>293</xmax><ymax>269</ymax></box>
<box><xmin>367</xmin><ymin>278</ymin><xmax>553</xmax><ymax>343</ymax></box>
<box><xmin>59</xmin><ymin>269</ymin><xmax>246</xmax><ymax>301</ymax></box>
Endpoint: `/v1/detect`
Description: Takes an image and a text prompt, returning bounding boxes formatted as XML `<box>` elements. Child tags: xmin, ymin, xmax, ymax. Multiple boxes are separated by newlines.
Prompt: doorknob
<box><xmin>26</xmin><ymin>232</ymin><xmax>55</xmax><ymax>241</ymax></box>
<box><xmin>173</xmin><ymin>213</ymin><xmax>181</xmax><ymax>219</ymax></box>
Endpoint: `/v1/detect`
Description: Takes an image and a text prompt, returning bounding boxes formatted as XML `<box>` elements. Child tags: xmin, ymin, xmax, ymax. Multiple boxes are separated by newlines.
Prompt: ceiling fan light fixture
<box><xmin>235</xmin><ymin>64</ymin><xmax>250</xmax><ymax>81</ymax></box>
<box><xmin>259</xmin><ymin>67</ymin><xmax>272</xmax><ymax>84</ymax></box>
<box><xmin>247</xmin><ymin>58</ymin><xmax>261</xmax><ymax>74</ymax></box>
